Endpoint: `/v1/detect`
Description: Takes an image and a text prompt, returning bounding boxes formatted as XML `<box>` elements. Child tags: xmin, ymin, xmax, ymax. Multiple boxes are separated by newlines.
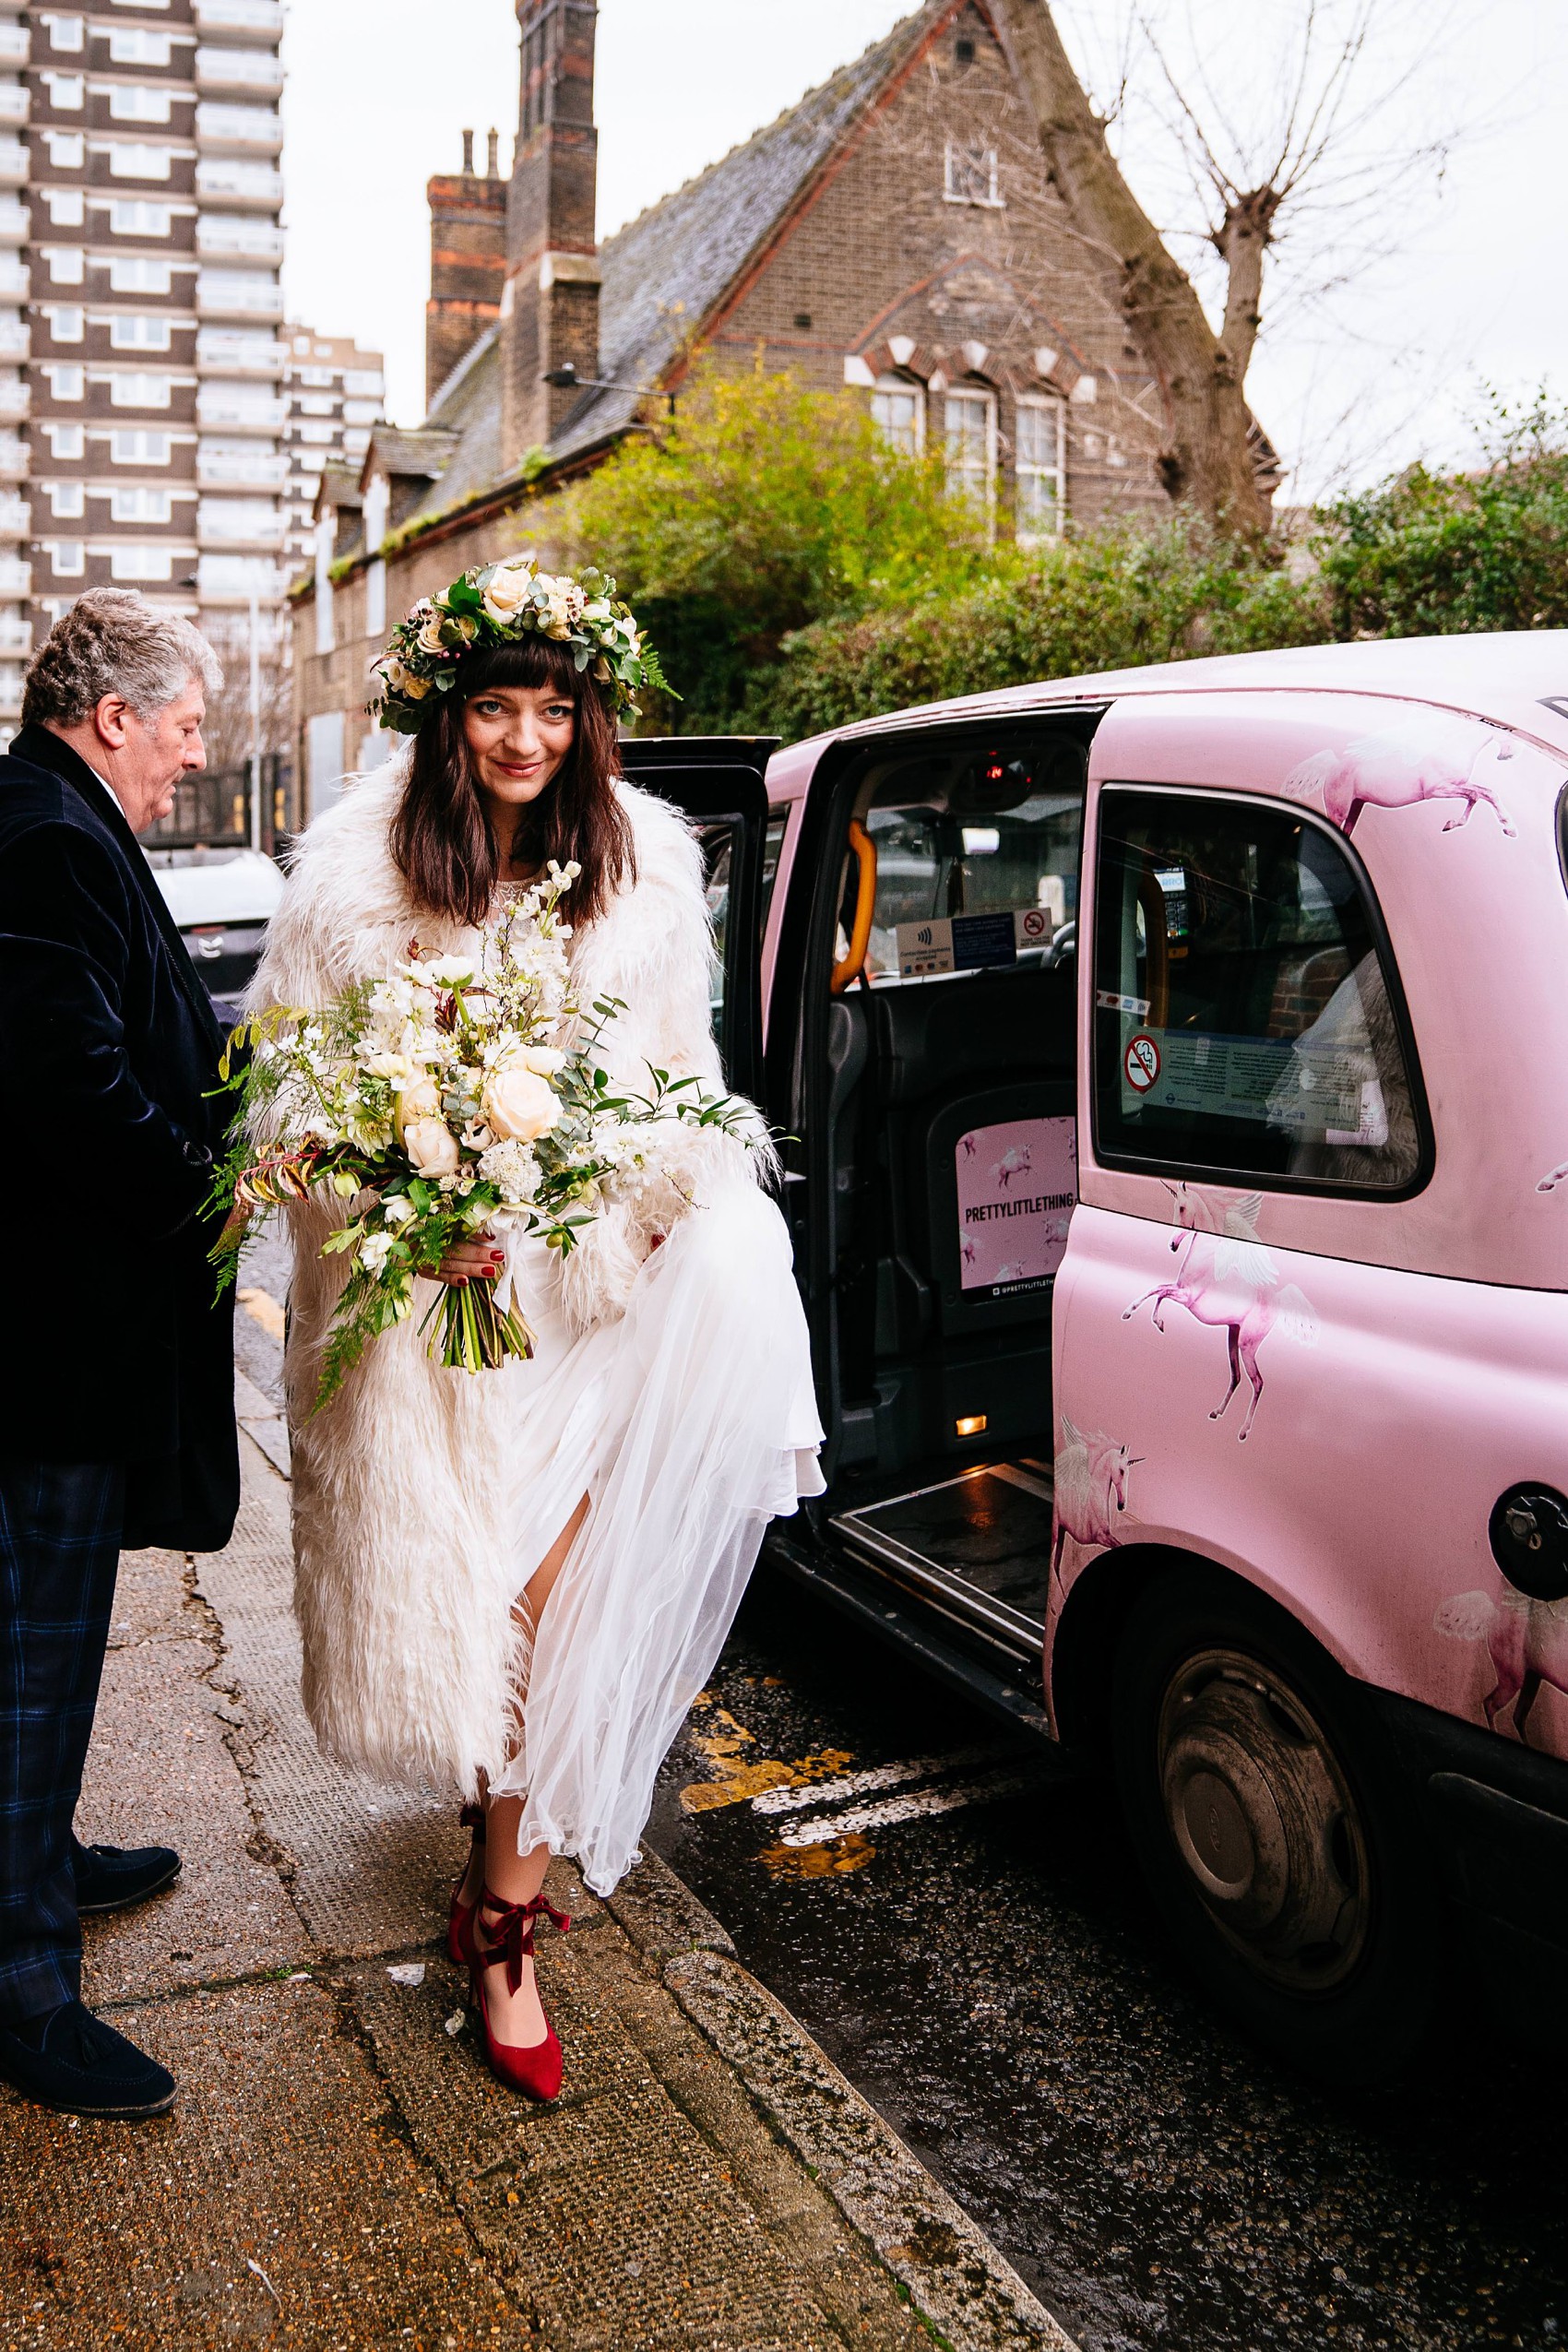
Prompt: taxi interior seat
<box><xmin>835</xmin><ymin>962</ymin><xmax>1077</xmax><ymax>1472</ymax></box>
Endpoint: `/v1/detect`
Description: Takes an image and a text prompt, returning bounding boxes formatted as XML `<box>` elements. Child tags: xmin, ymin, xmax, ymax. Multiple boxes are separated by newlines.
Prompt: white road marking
<box><xmin>751</xmin><ymin>1742</ymin><xmax>1012</xmax><ymax>1818</ymax></box>
<box><xmin>774</xmin><ymin>1765</ymin><xmax>1045</xmax><ymax>1848</ymax></box>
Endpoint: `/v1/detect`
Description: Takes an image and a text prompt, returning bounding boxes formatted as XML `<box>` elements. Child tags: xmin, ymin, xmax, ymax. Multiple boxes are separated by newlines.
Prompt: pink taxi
<box><xmin>622</xmin><ymin>631</ymin><xmax>1568</xmax><ymax>2084</ymax></box>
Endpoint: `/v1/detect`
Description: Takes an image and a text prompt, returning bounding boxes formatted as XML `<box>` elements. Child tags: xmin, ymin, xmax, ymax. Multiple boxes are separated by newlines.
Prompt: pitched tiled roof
<box><xmin>417</xmin><ymin>1</ymin><xmax>945</xmax><ymax>511</ymax></box>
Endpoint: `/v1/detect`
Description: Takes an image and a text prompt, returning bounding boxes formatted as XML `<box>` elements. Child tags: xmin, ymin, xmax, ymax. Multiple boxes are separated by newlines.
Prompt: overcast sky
<box><xmin>280</xmin><ymin>0</ymin><xmax>1568</xmax><ymax>498</ymax></box>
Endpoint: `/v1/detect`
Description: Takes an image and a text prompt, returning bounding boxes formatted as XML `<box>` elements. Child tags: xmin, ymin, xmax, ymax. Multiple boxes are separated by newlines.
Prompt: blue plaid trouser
<box><xmin>0</xmin><ymin>1458</ymin><xmax>125</xmax><ymax>2025</ymax></box>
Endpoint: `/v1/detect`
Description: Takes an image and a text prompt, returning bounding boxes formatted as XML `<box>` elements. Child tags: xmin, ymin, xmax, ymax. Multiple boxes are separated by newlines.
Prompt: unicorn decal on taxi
<box><xmin>1288</xmin><ymin>719</ymin><xmax>1516</xmax><ymax>840</ymax></box>
<box><xmin>1123</xmin><ymin>1186</ymin><xmax>1320</xmax><ymax>1440</ymax></box>
<box><xmin>1052</xmin><ymin>1417</ymin><xmax>1140</xmax><ymax>1586</ymax></box>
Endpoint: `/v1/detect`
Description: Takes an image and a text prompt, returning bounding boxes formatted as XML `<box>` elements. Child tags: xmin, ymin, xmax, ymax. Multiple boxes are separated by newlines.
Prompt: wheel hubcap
<box><xmin>1157</xmin><ymin>1647</ymin><xmax>1372</xmax><ymax>1995</ymax></box>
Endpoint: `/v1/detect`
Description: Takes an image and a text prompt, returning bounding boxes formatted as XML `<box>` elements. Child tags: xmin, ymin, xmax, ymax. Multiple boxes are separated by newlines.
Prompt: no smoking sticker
<box><xmin>1124</xmin><ymin>1032</ymin><xmax>1161</xmax><ymax>1093</ymax></box>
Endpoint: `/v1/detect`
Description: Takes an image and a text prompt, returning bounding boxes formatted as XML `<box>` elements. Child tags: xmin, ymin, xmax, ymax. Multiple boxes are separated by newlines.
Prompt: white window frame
<box><xmin>44</xmin><ymin>304</ymin><xmax>85</xmax><ymax>343</ymax></box>
<box><xmin>1015</xmin><ymin>393</ymin><xmax>1067</xmax><ymax>543</ymax></box>
<box><xmin>110</xmin><ymin>256</ymin><xmax>173</xmax><ymax>295</ymax></box>
<box><xmin>45</xmin><ymin>364</ymin><xmax>86</xmax><ymax>400</ymax></box>
<box><xmin>49</xmin><ymin>541</ymin><xmax>86</xmax><ymax>577</ymax></box>
<box><xmin>45</xmin><ymin>188</ymin><xmax>86</xmax><ymax>228</ymax></box>
<box><xmin>47</xmin><ymin>248</ymin><xmax>86</xmax><ymax>287</ymax></box>
<box><xmin>112</xmin><ymin>429</ymin><xmax>172</xmax><ymax>466</ymax></box>
<box><xmin>109</xmin><ymin>29</ymin><xmax>173</xmax><ymax>66</ymax></box>
<box><xmin>109</xmin><ymin>371</ymin><xmax>172</xmax><ymax>409</ymax></box>
<box><xmin>42</xmin><ymin>72</ymin><xmax>87</xmax><ymax>110</ymax></box>
<box><xmin>111</xmin><ymin>200</ymin><xmax>173</xmax><ymax>238</ymax></box>
<box><xmin>111</xmin><ymin>485</ymin><xmax>172</xmax><ymax>524</ymax></box>
<box><xmin>49</xmin><ymin>481</ymin><xmax>86</xmax><ymax>519</ymax></box>
<box><xmin>944</xmin><ymin>386</ymin><xmax>997</xmax><ymax>526</ymax></box>
<box><xmin>45</xmin><ymin>16</ymin><xmax>87</xmax><ymax>53</ymax></box>
<box><xmin>871</xmin><ymin>372</ymin><xmax>925</xmax><ymax>459</ymax></box>
<box><xmin>46</xmin><ymin>422</ymin><xmax>86</xmax><ymax>459</ymax></box>
<box><xmin>112</xmin><ymin>314</ymin><xmax>173</xmax><ymax>352</ymax></box>
<box><xmin>44</xmin><ymin>132</ymin><xmax>87</xmax><ymax>171</ymax></box>
<box><xmin>944</xmin><ymin>137</ymin><xmax>1003</xmax><ymax>209</ymax></box>
<box><xmin>111</xmin><ymin>544</ymin><xmax>174</xmax><ymax>583</ymax></box>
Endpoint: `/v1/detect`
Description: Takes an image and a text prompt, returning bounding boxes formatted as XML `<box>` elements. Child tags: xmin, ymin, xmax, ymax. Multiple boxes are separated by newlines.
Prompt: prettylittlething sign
<box><xmin>956</xmin><ymin>1116</ymin><xmax>1077</xmax><ymax>1293</ymax></box>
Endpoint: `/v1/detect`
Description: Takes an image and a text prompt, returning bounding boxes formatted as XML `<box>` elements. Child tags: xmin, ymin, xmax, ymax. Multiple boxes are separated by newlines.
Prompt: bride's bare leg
<box><xmin>477</xmin><ymin>1493</ymin><xmax>589</xmax><ymax>2048</ymax></box>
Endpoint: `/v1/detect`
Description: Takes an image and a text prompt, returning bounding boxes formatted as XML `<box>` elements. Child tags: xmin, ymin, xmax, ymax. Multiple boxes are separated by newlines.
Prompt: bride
<box><xmin>249</xmin><ymin>560</ymin><xmax>823</xmax><ymax>2101</ymax></box>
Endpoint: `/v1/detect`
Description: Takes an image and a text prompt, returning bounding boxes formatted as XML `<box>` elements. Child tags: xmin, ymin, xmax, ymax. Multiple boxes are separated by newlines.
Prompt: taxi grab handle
<box><xmin>831</xmin><ymin>821</ymin><xmax>877</xmax><ymax>995</ymax></box>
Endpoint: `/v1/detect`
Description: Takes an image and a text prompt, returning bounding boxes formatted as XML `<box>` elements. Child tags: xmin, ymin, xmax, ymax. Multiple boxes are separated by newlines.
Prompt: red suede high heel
<box><xmin>447</xmin><ymin>1803</ymin><xmax>486</xmax><ymax>1969</ymax></box>
<box><xmin>469</xmin><ymin>1888</ymin><xmax>571</xmax><ymax>2102</ymax></box>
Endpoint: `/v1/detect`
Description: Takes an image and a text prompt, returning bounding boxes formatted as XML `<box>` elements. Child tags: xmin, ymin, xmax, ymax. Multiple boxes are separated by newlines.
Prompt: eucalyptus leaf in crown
<box><xmin>368</xmin><ymin>558</ymin><xmax>671</xmax><ymax>734</ymax></box>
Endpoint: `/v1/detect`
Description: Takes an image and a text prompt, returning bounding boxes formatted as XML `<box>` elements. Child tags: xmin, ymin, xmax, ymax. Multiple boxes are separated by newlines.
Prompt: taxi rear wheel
<box><xmin>1111</xmin><ymin>1570</ymin><xmax>1441</xmax><ymax>2087</ymax></box>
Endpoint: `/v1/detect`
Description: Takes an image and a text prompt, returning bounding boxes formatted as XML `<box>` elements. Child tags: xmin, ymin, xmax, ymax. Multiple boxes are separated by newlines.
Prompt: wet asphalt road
<box><xmin>232</xmin><ymin>1252</ymin><xmax>1566</xmax><ymax>2352</ymax></box>
<box><xmin>645</xmin><ymin>1569</ymin><xmax>1568</xmax><ymax>2352</ymax></box>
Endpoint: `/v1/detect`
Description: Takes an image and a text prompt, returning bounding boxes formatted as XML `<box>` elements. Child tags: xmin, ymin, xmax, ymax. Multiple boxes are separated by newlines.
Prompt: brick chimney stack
<box><xmin>425</xmin><ymin>128</ymin><xmax>508</xmax><ymax>413</ymax></box>
<box><xmin>502</xmin><ymin>0</ymin><xmax>601</xmax><ymax>464</ymax></box>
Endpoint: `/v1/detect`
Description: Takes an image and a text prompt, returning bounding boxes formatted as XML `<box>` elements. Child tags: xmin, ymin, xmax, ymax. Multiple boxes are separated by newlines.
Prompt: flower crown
<box><xmin>369</xmin><ymin>557</ymin><xmax>669</xmax><ymax>735</ymax></box>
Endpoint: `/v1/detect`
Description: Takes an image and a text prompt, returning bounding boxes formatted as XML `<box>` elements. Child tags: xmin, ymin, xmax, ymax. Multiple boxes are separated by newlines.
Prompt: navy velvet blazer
<box><xmin>0</xmin><ymin>722</ymin><xmax>238</xmax><ymax>1549</ymax></box>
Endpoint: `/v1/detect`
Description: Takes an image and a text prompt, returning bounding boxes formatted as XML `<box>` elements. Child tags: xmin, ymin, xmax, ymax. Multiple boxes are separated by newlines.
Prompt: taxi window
<box><xmin>859</xmin><ymin>749</ymin><xmax>1083</xmax><ymax>986</ymax></box>
<box><xmin>1093</xmin><ymin>788</ymin><xmax>1425</xmax><ymax>1191</ymax></box>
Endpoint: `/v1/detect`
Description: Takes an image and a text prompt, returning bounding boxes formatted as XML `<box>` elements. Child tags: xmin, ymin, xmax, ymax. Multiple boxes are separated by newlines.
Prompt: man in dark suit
<box><xmin>0</xmin><ymin>589</ymin><xmax>241</xmax><ymax>2118</ymax></box>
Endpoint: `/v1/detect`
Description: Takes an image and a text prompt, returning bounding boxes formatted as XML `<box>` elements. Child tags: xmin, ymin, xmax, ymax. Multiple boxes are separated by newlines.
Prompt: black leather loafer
<box><xmin>0</xmin><ymin>2002</ymin><xmax>176</xmax><ymax>2118</ymax></box>
<box><xmin>73</xmin><ymin>1838</ymin><xmax>181</xmax><ymax>1915</ymax></box>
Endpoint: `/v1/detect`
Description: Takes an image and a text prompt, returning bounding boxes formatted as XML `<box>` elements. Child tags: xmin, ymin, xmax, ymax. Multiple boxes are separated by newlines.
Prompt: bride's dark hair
<box><xmin>389</xmin><ymin>635</ymin><xmax>636</xmax><ymax>928</ymax></box>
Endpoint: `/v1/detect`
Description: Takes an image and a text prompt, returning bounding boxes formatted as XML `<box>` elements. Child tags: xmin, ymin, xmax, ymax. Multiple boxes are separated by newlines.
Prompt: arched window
<box><xmin>872</xmin><ymin>372</ymin><xmax>924</xmax><ymax>458</ymax></box>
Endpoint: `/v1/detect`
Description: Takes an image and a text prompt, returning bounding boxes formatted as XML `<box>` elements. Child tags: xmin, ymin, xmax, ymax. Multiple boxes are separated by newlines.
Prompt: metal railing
<box><xmin>142</xmin><ymin>753</ymin><xmax>296</xmax><ymax>856</ymax></box>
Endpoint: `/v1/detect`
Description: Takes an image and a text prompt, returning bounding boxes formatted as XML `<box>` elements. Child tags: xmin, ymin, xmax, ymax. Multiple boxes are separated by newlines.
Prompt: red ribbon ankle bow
<box><xmin>478</xmin><ymin>1893</ymin><xmax>571</xmax><ymax>1996</ymax></box>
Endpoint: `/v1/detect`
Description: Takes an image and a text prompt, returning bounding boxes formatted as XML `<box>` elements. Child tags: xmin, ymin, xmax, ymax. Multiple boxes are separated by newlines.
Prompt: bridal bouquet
<box><xmin>212</xmin><ymin>861</ymin><xmax>754</xmax><ymax>1407</ymax></box>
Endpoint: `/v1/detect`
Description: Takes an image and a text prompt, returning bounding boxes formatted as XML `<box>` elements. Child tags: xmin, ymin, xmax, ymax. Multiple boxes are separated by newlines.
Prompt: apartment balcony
<box><xmin>0</xmin><ymin>195</ymin><xmax>24</xmax><ymax>248</ymax></box>
<box><xmin>198</xmin><ymin>504</ymin><xmax>284</xmax><ymax>551</ymax></box>
<box><xmin>0</xmin><ymin>493</ymin><xmax>29</xmax><ymax>541</ymax></box>
<box><xmin>0</xmin><ymin>317</ymin><xmax>27</xmax><ymax>362</ymax></box>
<box><xmin>195</xmin><ymin>0</ymin><xmax>285</xmax><ymax>34</ymax></box>
<box><xmin>196</xmin><ymin>386</ymin><xmax>288</xmax><ymax>435</ymax></box>
<box><xmin>0</xmin><ymin>668</ymin><xmax>23</xmax><ymax>721</ymax></box>
<box><xmin>198</xmin><ymin>447</ymin><xmax>289</xmax><ymax>489</ymax></box>
<box><xmin>195</xmin><ymin>158</ymin><xmax>283</xmax><ymax>212</ymax></box>
<box><xmin>0</xmin><ymin>138</ymin><xmax>25</xmax><ymax>188</ymax></box>
<box><xmin>0</xmin><ymin>435</ymin><xmax>24</xmax><ymax>483</ymax></box>
<box><xmin>195</xmin><ymin>47</ymin><xmax>284</xmax><ymax>99</ymax></box>
<box><xmin>196</xmin><ymin>327</ymin><xmax>284</xmax><ymax>378</ymax></box>
<box><xmin>0</xmin><ymin>374</ymin><xmax>29</xmax><ymax>423</ymax></box>
<box><xmin>0</xmin><ymin>257</ymin><xmax>27</xmax><ymax>304</ymax></box>
<box><xmin>197</xmin><ymin>551</ymin><xmax>283</xmax><ymax>605</ymax></box>
<box><xmin>0</xmin><ymin>612</ymin><xmax>32</xmax><ymax>656</ymax></box>
<box><xmin>196</xmin><ymin>269</ymin><xmax>283</xmax><ymax>324</ymax></box>
<box><xmin>196</xmin><ymin>216</ymin><xmax>284</xmax><ymax>265</ymax></box>
<box><xmin>0</xmin><ymin>26</ymin><xmax>30</xmax><ymax>66</ymax></box>
<box><xmin>0</xmin><ymin>553</ymin><xmax>31</xmax><ymax>596</ymax></box>
<box><xmin>0</xmin><ymin>86</ymin><xmax>28</xmax><ymax>131</ymax></box>
<box><xmin>195</xmin><ymin>103</ymin><xmax>283</xmax><ymax>157</ymax></box>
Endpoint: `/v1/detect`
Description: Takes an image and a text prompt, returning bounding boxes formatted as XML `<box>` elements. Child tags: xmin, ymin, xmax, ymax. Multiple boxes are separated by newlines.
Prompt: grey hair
<box><xmin>21</xmin><ymin>588</ymin><xmax>222</xmax><ymax>730</ymax></box>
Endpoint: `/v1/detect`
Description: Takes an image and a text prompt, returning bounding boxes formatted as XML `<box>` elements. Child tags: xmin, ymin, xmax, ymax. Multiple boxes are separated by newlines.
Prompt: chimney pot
<box><xmin>488</xmin><ymin>127</ymin><xmax>501</xmax><ymax>179</ymax></box>
<box><xmin>461</xmin><ymin>127</ymin><xmax>475</xmax><ymax>174</ymax></box>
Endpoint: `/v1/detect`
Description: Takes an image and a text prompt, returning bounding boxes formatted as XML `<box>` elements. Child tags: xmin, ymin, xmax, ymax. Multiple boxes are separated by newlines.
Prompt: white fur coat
<box><xmin>246</xmin><ymin>762</ymin><xmax>765</xmax><ymax>1790</ymax></box>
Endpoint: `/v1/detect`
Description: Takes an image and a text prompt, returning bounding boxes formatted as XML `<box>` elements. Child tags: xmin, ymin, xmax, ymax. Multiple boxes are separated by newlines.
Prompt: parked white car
<box><xmin>145</xmin><ymin>845</ymin><xmax>285</xmax><ymax>1024</ymax></box>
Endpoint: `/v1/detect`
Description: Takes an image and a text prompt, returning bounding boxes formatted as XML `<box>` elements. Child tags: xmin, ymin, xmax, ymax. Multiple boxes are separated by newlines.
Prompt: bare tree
<box><xmin>990</xmin><ymin>0</ymin><xmax>1467</xmax><ymax>529</ymax></box>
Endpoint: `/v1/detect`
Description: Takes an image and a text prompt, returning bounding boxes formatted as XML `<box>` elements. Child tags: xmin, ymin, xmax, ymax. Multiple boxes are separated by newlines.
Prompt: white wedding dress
<box><xmin>482</xmin><ymin>1203</ymin><xmax>823</xmax><ymax>1885</ymax></box>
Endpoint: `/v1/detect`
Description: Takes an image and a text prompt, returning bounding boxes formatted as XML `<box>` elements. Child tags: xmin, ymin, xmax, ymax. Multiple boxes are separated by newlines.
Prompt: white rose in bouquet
<box><xmin>482</xmin><ymin>1064</ymin><xmax>561</xmax><ymax>1143</ymax></box>
<box><xmin>394</xmin><ymin>1072</ymin><xmax>443</xmax><ymax>1142</ymax></box>
<box><xmin>403</xmin><ymin>1116</ymin><xmax>461</xmax><ymax>1178</ymax></box>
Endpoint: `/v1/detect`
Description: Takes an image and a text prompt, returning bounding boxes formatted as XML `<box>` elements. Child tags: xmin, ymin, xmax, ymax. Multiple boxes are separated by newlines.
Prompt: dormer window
<box><xmin>944</xmin><ymin>137</ymin><xmax>1001</xmax><ymax>208</ymax></box>
<box><xmin>872</xmin><ymin>373</ymin><xmax>924</xmax><ymax>458</ymax></box>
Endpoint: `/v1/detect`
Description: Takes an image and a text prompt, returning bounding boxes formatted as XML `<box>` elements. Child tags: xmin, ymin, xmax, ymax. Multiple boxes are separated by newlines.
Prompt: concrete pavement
<box><xmin>0</xmin><ymin>1392</ymin><xmax>1076</xmax><ymax>2352</ymax></box>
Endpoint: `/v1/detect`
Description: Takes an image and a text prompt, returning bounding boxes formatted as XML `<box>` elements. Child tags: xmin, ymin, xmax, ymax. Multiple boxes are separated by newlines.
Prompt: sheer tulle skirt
<box><xmin>484</xmin><ymin>1185</ymin><xmax>823</xmax><ymax>1893</ymax></box>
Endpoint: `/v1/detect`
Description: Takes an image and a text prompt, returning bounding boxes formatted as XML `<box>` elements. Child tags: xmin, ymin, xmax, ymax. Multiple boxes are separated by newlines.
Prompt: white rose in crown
<box><xmin>382</xmin><ymin>657</ymin><xmax>432</xmax><ymax>701</ymax></box>
<box><xmin>416</xmin><ymin>611</ymin><xmax>449</xmax><ymax>656</ymax></box>
<box><xmin>482</xmin><ymin>1063</ymin><xmax>562</xmax><ymax>1144</ymax></box>
<box><xmin>540</xmin><ymin>578</ymin><xmax>586</xmax><ymax>640</ymax></box>
<box><xmin>394</xmin><ymin>1072</ymin><xmax>443</xmax><ymax>1143</ymax></box>
<box><xmin>402</xmin><ymin>1116</ymin><xmax>461</xmax><ymax>1178</ymax></box>
<box><xmin>481</xmin><ymin>562</ymin><xmax>539</xmax><ymax>625</ymax></box>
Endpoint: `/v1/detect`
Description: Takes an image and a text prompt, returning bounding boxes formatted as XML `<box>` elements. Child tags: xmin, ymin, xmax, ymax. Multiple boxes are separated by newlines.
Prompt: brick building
<box><xmin>0</xmin><ymin>0</ymin><xmax>290</xmax><ymax>741</ymax></box>
<box><xmin>294</xmin><ymin>0</ymin><xmax>1183</xmax><ymax>815</ymax></box>
<box><xmin>282</xmin><ymin>323</ymin><xmax>385</xmax><ymax>576</ymax></box>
